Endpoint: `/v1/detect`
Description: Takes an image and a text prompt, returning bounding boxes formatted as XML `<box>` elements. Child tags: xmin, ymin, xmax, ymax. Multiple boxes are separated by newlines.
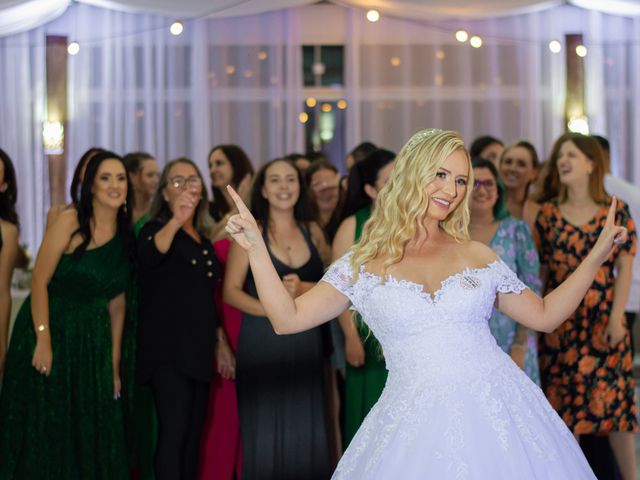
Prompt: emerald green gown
<box><xmin>0</xmin><ymin>235</ymin><xmax>130</xmax><ymax>479</ymax></box>
<box><xmin>122</xmin><ymin>213</ymin><xmax>157</xmax><ymax>480</ymax></box>
<box><xmin>343</xmin><ymin>206</ymin><xmax>388</xmax><ymax>448</ymax></box>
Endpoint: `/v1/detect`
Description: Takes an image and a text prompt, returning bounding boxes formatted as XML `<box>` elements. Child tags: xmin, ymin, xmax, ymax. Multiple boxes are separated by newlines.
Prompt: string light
<box><xmin>470</xmin><ymin>36</ymin><xmax>483</xmax><ymax>48</ymax></box>
<box><xmin>225</xmin><ymin>65</ymin><xmax>236</xmax><ymax>74</ymax></box>
<box><xmin>548</xmin><ymin>40</ymin><xmax>562</xmax><ymax>53</ymax></box>
<box><xmin>568</xmin><ymin>116</ymin><xmax>589</xmax><ymax>134</ymax></box>
<box><xmin>67</xmin><ymin>41</ymin><xmax>80</xmax><ymax>55</ymax></box>
<box><xmin>170</xmin><ymin>21</ymin><xmax>184</xmax><ymax>36</ymax></box>
<box><xmin>306</xmin><ymin>97</ymin><xmax>317</xmax><ymax>108</ymax></box>
<box><xmin>435</xmin><ymin>50</ymin><xmax>445</xmax><ymax>60</ymax></box>
<box><xmin>455</xmin><ymin>30</ymin><xmax>469</xmax><ymax>43</ymax></box>
<box><xmin>366</xmin><ymin>10</ymin><xmax>380</xmax><ymax>22</ymax></box>
<box><xmin>257</xmin><ymin>51</ymin><xmax>267</xmax><ymax>60</ymax></box>
<box><xmin>43</xmin><ymin>121</ymin><xmax>64</xmax><ymax>154</ymax></box>
<box><xmin>321</xmin><ymin>103</ymin><xmax>332</xmax><ymax>112</ymax></box>
<box><xmin>390</xmin><ymin>56</ymin><xmax>401</xmax><ymax>66</ymax></box>
<box><xmin>298</xmin><ymin>112</ymin><xmax>309</xmax><ymax>123</ymax></box>
<box><xmin>337</xmin><ymin>99</ymin><xmax>347</xmax><ymax>109</ymax></box>
<box><xmin>576</xmin><ymin>45</ymin><xmax>588</xmax><ymax>57</ymax></box>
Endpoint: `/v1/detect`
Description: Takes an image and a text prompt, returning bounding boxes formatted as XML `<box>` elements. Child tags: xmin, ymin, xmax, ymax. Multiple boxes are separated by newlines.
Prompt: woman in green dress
<box><xmin>123</xmin><ymin>151</ymin><xmax>160</xmax><ymax>233</ymax></box>
<box><xmin>122</xmin><ymin>151</ymin><xmax>160</xmax><ymax>479</ymax></box>
<box><xmin>332</xmin><ymin>149</ymin><xmax>395</xmax><ymax>448</ymax></box>
<box><xmin>0</xmin><ymin>151</ymin><xmax>133</xmax><ymax>479</ymax></box>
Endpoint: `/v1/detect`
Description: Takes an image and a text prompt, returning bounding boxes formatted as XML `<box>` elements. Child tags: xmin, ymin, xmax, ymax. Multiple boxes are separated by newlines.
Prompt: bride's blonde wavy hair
<box><xmin>350</xmin><ymin>128</ymin><xmax>472</xmax><ymax>279</ymax></box>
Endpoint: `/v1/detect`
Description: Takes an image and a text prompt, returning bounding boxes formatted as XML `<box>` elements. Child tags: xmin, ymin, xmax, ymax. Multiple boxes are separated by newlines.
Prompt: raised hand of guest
<box><xmin>172</xmin><ymin>190</ymin><xmax>199</xmax><ymax>226</ymax></box>
<box><xmin>225</xmin><ymin>185</ymin><xmax>262</xmax><ymax>251</ymax></box>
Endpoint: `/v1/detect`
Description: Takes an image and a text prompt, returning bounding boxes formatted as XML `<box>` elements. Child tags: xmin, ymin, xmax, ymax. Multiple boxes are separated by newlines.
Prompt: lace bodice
<box><xmin>323</xmin><ymin>254</ymin><xmax>526</xmax><ymax>376</ymax></box>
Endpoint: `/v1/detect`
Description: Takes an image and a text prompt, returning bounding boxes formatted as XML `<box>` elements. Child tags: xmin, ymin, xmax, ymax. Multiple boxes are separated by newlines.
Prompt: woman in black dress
<box><xmin>136</xmin><ymin>158</ymin><xmax>219</xmax><ymax>480</ymax></box>
<box><xmin>224</xmin><ymin>158</ymin><xmax>331</xmax><ymax>479</ymax></box>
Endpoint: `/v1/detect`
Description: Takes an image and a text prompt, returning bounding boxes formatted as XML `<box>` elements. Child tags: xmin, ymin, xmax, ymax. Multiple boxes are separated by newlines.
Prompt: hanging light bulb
<box><xmin>366</xmin><ymin>10</ymin><xmax>380</xmax><ymax>22</ymax></box>
<box><xmin>67</xmin><ymin>41</ymin><xmax>80</xmax><ymax>55</ymax></box>
<box><xmin>470</xmin><ymin>36</ymin><xmax>483</xmax><ymax>48</ymax></box>
<box><xmin>575</xmin><ymin>45</ymin><xmax>588</xmax><ymax>57</ymax></box>
<box><xmin>455</xmin><ymin>30</ymin><xmax>469</xmax><ymax>43</ymax></box>
<box><xmin>568</xmin><ymin>115</ymin><xmax>589</xmax><ymax>134</ymax></box>
<box><xmin>170</xmin><ymin>21</ymin><xmax>184</xmax><ymax>36</ymax></box>
<box><xmin>548</xmin><ymin>40</ymin><xmax>562</xmax><ymax>53</ymax></box>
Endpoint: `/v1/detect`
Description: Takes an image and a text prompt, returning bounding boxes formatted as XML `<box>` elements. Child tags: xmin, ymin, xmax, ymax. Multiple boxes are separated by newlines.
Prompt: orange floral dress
<box><xmin>535</xmin><ymin>200</ymin><xmax>637</xmax><ymax>434</ymax></box>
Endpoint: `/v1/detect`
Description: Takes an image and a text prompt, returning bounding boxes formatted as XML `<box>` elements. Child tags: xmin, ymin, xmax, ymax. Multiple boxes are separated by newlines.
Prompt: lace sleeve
<box><xmin>491</xmin><ymin>258</ymin><xmax>528</xmax><ymax>294</ymax></box>
<box><xmin>321</xmin><ymin>253</ymin><xmax>356</xmax><ymax>303</ymax></box>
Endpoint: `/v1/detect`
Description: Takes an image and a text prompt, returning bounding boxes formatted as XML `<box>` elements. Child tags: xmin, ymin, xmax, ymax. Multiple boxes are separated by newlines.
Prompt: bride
<box><xmin>224</xmin><ymin>129</ymin><xmax>627</xmax><ymax>479</ymax></box>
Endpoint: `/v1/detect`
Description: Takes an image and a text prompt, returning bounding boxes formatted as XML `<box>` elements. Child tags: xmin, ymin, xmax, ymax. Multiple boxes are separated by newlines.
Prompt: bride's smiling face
<box><xmin>423</xmin><ymin>149</ymin><xmax>469</xmax><ymax>222</ymax></box>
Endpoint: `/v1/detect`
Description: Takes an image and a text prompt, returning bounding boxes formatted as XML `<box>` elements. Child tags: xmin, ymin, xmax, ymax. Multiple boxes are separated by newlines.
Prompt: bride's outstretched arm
<box><xmin>225</xmin><ymin>185</ymin><xmax>350</xmax><ymax>334</ymax></box>
<box><xmin>497</xmin><ymin>197</ymin><xmax>629</xmax><ymax>333</ymax></box>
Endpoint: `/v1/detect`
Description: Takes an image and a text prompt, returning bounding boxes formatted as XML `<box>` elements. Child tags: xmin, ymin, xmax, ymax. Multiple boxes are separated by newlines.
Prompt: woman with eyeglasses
<box><xmin>136</xmin><ymin>158</ymin><xmax>220</xmax><ymax>480</ymax></box>
<box><xmin>469</xmin><ymin>158</ymin><xmax>542</xmax><ymax>383</ymax></box>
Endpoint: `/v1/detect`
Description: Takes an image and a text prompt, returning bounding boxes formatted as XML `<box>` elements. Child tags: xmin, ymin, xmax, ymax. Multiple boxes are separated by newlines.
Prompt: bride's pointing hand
<box><xmin>591</xmin><ymin>197</ymin><xmax>628</xmax><ymax>265</ymax></box>
<box><xmin>225</xmin><ymin>185</ymin><xmax>261</xmax><ymax>251</ymax></box>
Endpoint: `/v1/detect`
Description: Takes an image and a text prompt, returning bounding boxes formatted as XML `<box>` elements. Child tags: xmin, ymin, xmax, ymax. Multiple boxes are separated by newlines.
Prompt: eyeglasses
<box><xmin>169</xmin><ymin>175</ymin><xmax>202</xmax><ymax>189</ymax></box>
<box><xmin>473</xmin><ymin>179</ymin><xmax>496</xmax><ymax>190</ymax></box>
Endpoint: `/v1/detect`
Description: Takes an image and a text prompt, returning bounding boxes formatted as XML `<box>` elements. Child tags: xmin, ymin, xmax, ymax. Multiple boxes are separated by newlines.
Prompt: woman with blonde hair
<box><xmin>222</xmin><ymin>128</ymin><xmax>625</xmax><ymax>477</ymax></box>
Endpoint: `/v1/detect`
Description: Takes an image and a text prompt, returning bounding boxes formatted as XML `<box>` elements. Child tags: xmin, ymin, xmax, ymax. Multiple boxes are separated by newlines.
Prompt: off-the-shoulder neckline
<box><xmin>358</xmin><ymin>259</ymin><xmax>503</xmax><ymax>303</ymax></box>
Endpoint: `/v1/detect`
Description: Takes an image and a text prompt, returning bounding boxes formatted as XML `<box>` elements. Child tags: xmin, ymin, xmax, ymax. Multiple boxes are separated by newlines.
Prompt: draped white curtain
<box><xmin>2</xmin><ymin>1</ymin><xmax>640</xmax><ymax>251</ymax></box>
<box><xmin>583</xmin><ymin>9</ymin><xmax>640</xmax><ymax>185</ymax></box>
<box><xmin>342</xmin><ymin>5</ymin><xmax>567</xmax><ymax>158</ymax></box>
<box><xmin>45</xmin><ymin>3</ymin><xmax>304</xmax><ymax>195</ymax></box>
<box><xmin>0</xmin><ymin>29</ymin><xmax>47</xmax><ymax>252</ymax></box>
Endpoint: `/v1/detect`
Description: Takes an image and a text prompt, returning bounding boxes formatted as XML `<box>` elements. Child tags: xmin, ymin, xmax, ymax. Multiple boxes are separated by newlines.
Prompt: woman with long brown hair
<box><xmin>535</xmin><ymin>133</ymin><xmax>637</xmax><ymax>480</ymax></box>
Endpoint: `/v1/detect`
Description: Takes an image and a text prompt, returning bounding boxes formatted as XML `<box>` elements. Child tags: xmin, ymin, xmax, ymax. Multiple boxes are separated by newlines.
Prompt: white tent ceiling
<box><xmin>2</xmin><ymin>0</ymin><xmax>640</xmax><ymax>37</ymax></box>
<box><xmin>0</xmin><ymin>0</ymin><xmax>640</xmax><ymax>36</ymax></box>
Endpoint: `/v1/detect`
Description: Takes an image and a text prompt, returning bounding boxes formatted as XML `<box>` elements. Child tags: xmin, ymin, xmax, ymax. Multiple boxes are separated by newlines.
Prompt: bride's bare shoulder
<box><xmin>460</xmin><ymin>240</ymin><xmax>499</xmax><ymax>267</ymax></box>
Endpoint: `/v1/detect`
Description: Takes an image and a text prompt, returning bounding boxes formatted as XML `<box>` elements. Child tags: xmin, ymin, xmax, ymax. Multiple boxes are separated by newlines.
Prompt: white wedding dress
<box><xmin>323</xmin><ymin>254</ymin><xmax>596</xmax><ymax>479</ymax></box>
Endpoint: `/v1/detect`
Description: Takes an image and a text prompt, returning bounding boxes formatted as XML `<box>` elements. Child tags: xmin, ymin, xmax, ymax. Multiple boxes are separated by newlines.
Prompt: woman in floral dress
<box><xmin>535</xmin><ymin>133</ymin><xmax>637</xmax><ymax>480</ymax></box>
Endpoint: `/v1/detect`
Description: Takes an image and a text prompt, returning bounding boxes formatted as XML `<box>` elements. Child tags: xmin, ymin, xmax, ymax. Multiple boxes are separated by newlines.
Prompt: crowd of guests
<box><xmin>0</xmin><ymin>129</ymin><xmax>637</xmax><ymax>480</ymax></box>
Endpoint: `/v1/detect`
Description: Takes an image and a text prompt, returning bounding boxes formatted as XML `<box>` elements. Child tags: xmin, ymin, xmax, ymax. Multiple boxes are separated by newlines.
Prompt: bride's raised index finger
<box><xmin>226</xmin><ymin>184</ymin><xmax>251</xmax><ymax>216</ymax></box>
<box><xmin>605</xmin><ymin>196</ymin><xmax>617</xmax><ymax>226</ymax></box>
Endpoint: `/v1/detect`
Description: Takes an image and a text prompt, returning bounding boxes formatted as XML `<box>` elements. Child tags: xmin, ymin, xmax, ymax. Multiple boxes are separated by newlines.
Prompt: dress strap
<box><xmin>354</xmin><ymin>205</ymin><xmax>372</xmax><ymax>242</ymax></box>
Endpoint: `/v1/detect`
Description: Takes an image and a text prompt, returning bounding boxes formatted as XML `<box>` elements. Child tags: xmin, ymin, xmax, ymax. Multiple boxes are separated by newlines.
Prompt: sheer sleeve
<box><xmin>491</xmin><ymin>258</ymin><xmax>528</xmax><ymax>294</ymax></box>
<box><xmin>514</xmin><ymin>220</ymin><xmax>542</xmax><ymax>295</ymax></box>
<box><xmin>321</xmin><ymin>253</ymin><xmax>356</xmax><ymax>304</ymax></box>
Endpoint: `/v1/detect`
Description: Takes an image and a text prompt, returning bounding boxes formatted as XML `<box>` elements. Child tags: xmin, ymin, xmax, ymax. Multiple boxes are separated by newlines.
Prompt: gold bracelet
<box><xmin>36</xmin><ymin>324</ymin><xmax>48</xmax><ymax>333</ymax></box>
